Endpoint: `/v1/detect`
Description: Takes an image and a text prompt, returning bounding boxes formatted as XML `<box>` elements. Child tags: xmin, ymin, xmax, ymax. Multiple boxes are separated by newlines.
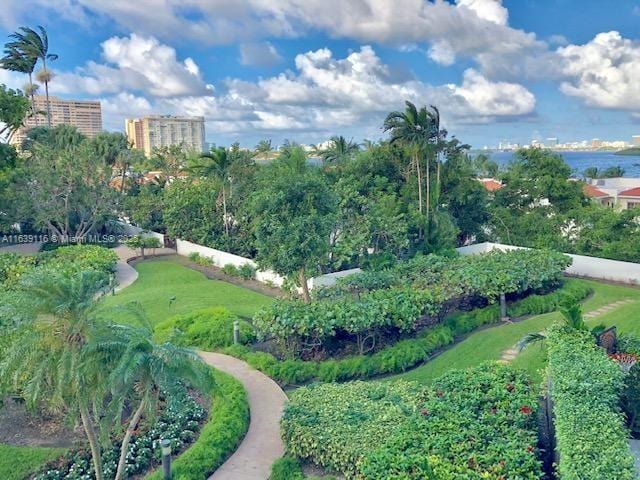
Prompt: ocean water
<box><xmin>485</xmin><ymin>151</ymin><xmax>640</xmax><ymax>177</ymax></box>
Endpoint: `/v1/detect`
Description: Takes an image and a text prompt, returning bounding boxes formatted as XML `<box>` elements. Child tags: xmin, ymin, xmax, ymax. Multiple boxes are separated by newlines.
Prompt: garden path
<box><xmin>497</xmin><ymin>298</ymin><xmax>637</xmax><ymax>364</ymax></box>
<box><xmin>113</xmin><ymin>245</ymin><xmax>174</xmax><ymax>291</ymax></box>
<box><xmin>199</xmin><ymin>352</ymin><xmax>287</xmax><ymax>480</ymax></box>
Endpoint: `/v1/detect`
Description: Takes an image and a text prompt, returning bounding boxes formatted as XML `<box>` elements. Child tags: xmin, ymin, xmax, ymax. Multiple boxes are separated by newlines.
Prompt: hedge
<box><xmin>282</xmin><ymin>363</ymin><xmax>541</xmax><ymax>479</ymax></box>
<box><xmin>226</xmin><ymin>280</ymin><xmax>592</xmax><ymax>385</ymax></box>
<box><xmin>546</xmin><ymin>324</ymin><xmax>636</xmax><ymax>480</ymax></box>
<box><xmin>146</xmin><ymin>369</ymin><xmax>249</xmax><ymax>480</ymax></box>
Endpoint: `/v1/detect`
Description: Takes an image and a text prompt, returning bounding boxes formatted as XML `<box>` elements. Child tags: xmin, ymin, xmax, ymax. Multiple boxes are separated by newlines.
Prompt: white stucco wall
<box><xmin>457</xmin><ymin>242</ymin><xmax>640</xmax><ymax>285</ymax></box>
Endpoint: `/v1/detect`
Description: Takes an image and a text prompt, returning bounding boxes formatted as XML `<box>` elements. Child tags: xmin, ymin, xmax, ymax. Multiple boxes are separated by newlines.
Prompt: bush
<box><xmin>221</xmin><ymin>263</ymin><xmax>240</xmax><ymax>276</ymax></box>
<box><xmin>546</xmin><ymin>324</ymin><xmax>636</xmax><ymax>480</ymax></box>
<box><xmin>155</xmin><ymin>307</ymin><xmax>256</xmax><ymax>349</ymax></box>
<box><xmin>270</xmin><ymin>457</ymin><xmax>305</xmax><ymax>480</ymax></box>
<box><xmin>226</xmin><ymin>280</ymin><xmax>592</xmax><ymax>385</ymax></box>
<box><xmin>146</xmin><ymin>369</ymin><xmax>249</xmax><ymax>479</ymax></box>
<box><xmin>187</xmin><ymin>252</ymin><xmax>213</xmax><ymax>266</ymax></box>
<box><xmin>238</xmin><ymin>263</ymin><xmax>257</xmax><ymax>280</ymax></box>
<box><xmin>282</xmin><ymin>363</ymin><xmax>541</xmax><ymax>479</ymax></box>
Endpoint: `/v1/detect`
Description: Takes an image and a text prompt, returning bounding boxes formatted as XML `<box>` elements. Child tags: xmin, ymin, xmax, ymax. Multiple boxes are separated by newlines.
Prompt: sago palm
<box><xmin>94</xmin><ymin>305</ymin><xmax>212</xmax><ymax>480</ymax></box>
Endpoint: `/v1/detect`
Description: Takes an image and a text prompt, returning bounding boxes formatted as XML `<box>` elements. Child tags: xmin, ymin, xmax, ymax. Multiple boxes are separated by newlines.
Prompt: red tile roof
<box><xmin>619</xmin><ymin>187</ymin><xmax>640</xmax><ymax>197</ymax></box>
<box><xmin>583</xmin><ymin>184</ymin><xmax>609</xmax><ymax>198</ymax></box>
<box><xmin>481</xmin><ymin>179</ymin><xmax>503</xmax><ymax>192</ymax></box>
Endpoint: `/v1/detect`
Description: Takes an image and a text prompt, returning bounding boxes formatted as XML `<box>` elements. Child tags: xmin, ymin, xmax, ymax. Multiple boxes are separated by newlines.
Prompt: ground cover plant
<box><xmin>0</xmin><ymin>445</ymin><xmax>65</xmax><ymax>480</ymax></box>
<box><xmin>282</xmin><ymin>363</ymin><xmax>541</xmax><ymax>479</ymax></box>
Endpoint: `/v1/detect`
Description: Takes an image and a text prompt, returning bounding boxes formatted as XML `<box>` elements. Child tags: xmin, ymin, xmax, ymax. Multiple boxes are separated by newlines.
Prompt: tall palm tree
<box><xmin>318</xmin><ymin>135</ymin><xmax>360</xmax><ymax>165</ymax></box>
<box><xmin>7</xmin><ymin>26</ymin><xmax>58</xmax><ymax>127</ymax></box>
<box><xmin>187</xmin><ymin>146</ymin><xmax>235</xmax><ymax>236</ymax></box>
<box><xmin>0</xmin><ymin>46</ymin><xmax>39</xmax><ymax>124</ymax></box>
<box><xmin>96</xmin><ymin>308</ymin><xmax>211</xmax><ymax>480</ymax></box>
<box><xmin>0</xmin><ymin>271</ymin><xmax>111</xmax><ymax>480</ymax></box>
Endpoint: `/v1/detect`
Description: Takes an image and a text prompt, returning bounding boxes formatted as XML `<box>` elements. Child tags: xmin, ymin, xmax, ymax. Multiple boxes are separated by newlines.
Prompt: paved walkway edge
<box><xmin>199</xmin><ymin>352</ymin><xmax>287</xmax><ymax>480</ymax></box>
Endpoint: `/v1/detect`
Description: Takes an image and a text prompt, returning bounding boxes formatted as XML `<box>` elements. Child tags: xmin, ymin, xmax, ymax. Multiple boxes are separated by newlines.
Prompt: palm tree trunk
<box><xmin>42</xmin><ymin>58</ymin><xmax>52</xmax><ymax>128</ymax></box>
<box><xmin>415</xmin><ymin>152</ymin><xmax>424</xmax><ymax>241</ymax></box>
<box><xmin>120</xmin><ymin>162</ymin><xmax>128</xmax><ymax>194</ymax></box>
<box><xmin>425</xmin><ymin>154</ymin><xmax>431</xmax><ymax>237</ymax></box>
<box><xmin>222</xmin><ymin>185</ymin><xmax>229</xmax><ymax>236</ymax></box>
<box><xmin>79</xmin><ymin>401</ymin><xmax>104</xmax><ymax>480</ymax></box>
<box><xmin>299</xmin><ymin>267</ymin><xmax>311</xmax><ymax>303</ymax></box>
<box><xmin>115</xmin><ymin>398</ymin><xmax>146</xmax><ymax>480</ymax></box>
<box><xmin>28</xmin><ymin>72</ymin><xmax>37</xmax><ymax>126</ymax></box>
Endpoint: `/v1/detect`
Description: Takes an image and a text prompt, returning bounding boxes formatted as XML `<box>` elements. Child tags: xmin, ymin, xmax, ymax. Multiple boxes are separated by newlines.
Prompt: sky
<box><xmin>1</xmin><ymin>0</ymin><xmax>640</xmax><ymax>149</ymax></box>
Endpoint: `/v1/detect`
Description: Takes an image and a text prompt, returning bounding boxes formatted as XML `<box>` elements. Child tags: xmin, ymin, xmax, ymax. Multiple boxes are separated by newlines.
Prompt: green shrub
<box><xmin>282</xmin><ymin>363</ymin><xmax>541</xmax><ymax>479</ymax></box>
<box><xmin>155</xmin><ymin>307</ymin><xmax>256</xmax><ymax>349</ymax></box>
<box><xmin>238</xmin><ymin>263</ymin><xmax>257</xmax><ymax>280</ymax></box>
<box><xmin>547</xmin><ymin>324</ymin><xmax>635</xmax><ymax>480</ymax></box>
<box><xmin>187</xmin><ymin>252</ymin><xmax>213</xmax><ymax>266</ymax></box>
<box><xmin>270</xmin><ymin>457</ymin><xmax>305</xmax><ymax>480</ymax></box>
<box><xmin>225</xmin><ymin>281</ymin><xmax>592</xmax><ymax>385</ymax></box>
<box><xmin>146</xmin><ymin>369</ymin><xmax>249</xmax><ymax>479</ymax></box>
<box><xmin>221</xmin><ymin>263</ymin><xmax>240</xmax><ymax>276</ymax></box>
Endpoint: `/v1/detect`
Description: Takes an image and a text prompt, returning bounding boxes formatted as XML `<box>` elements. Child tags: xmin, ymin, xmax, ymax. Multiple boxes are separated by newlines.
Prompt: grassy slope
<box><xmin>0</xmin><ymin>445</ymin><xmax>65</xmax><ymax>480</ymax></box>
<box><xmin>391</xmin><ymin>279</ymin><xmax>640</xmax><ymax>384</ymax></box>
<box><xmin>100</xmin><ymin>258</ymin><xmax>274</xmax><ymax>324</ymax></box>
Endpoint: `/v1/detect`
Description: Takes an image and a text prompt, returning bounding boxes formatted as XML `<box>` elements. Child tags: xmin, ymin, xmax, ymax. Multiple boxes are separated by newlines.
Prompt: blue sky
<box><xmin>1</xmin><ymin>0</ymin><xmax>640</xmax><ymax>148</ymax></box>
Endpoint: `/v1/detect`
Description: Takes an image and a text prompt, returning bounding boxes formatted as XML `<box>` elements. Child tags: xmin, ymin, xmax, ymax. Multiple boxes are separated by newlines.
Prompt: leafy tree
<box><xmin>316</xmin><ymin>135</ymin><xmax>360</xmax><ymax>165</ymax></box>
<box><xmin>5</xmin><ymin>26</ymin><xmax>57</xmax><ymax>127</ymax></box>
<box><xmin>254</xmin><ymin>139</ymin><xmax>273</xmax><ymax>161</ymax></box>
<box><xmin>148</xmin><ymin>145</ymin><xmax>187</xmax><ymax>178</ymax></box>
<box><xmin>0</xmin><ymin>44</ymin><xmax>38</xmax><ymax>122</ymax></box>
<box><xmin>472</xmin><ymin>153</ymin><xmax>499</xmax><ymax>178</ymax></box>
<box><xmin>125</xmin><ymin>182</ymin><xmax>166</xmax><ymax>232</ymax></box>
<box><xmin>12</xmin><ymin>129</ymin><xmax>118</xmax><ymax>241</ymax></box>
<box><xmin>0</xmin><ymin>84</ymin><xmax>30</xmax><ymax>142</ymax></box>
<box><xmin>251</xmin><ymin>161</ymin><xmax>336</xmax><ymax>302</ymax></box>
<box><xmin>87</xmin><ymin>132</ymin><xmax>129</xmax><ymax>166</ymax></box>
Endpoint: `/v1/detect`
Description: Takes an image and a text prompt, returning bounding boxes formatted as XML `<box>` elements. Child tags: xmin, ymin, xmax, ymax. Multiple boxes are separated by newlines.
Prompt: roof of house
<box><xmin>619</xmin><ymin>187</ymin><xmax>640</xmax><ymax>197</ymax></box>
<box><xmin>481</xmin><ymin>179</ymin><xmax>503</xmax><ymax>192</ymax></box>
<box><xmin>583</xmin><ymin>184</ymin><xmax>610</xmax><ymax>198</ymax></box>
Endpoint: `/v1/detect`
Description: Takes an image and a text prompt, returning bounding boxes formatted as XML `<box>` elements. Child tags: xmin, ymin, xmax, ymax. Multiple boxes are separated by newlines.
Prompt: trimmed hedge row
<box><xmin>282</xmin><ymin>363</ymin><xmax>542</xmax><ymax>479</ymax></box>
<box><xmin>225</xmin><ymin>280</ymin><xmax>592</xmax><ymax>385</ymax></box>
<box><xmin>546</xmin><ymin>324</ymin><xmax>636</xmax><ymax>480</ymax></box>
<box><xmin>146</xmin><ymin>369</ymin><xmax>249</xmax><ymax>480</ymax></box>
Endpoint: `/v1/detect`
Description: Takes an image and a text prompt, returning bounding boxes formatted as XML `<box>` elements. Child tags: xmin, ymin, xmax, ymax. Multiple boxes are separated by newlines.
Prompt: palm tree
<box><xmin>255</xmin><ymin>139</ymin><xmax>273</xmax><ymax>161</ymax></box>
<box><xmin>96</xmin><ymin>307</ymin><xmax>211</xmax><ymax>480</ymax></box>
<box><xmin>318</xmin><ymin>135</ymin><xmax>360</xmax><ymax>164</ymax></box>
<box><xmin>187</xmin><ymin>146</ymin><xmax>234</xmax><ymax>236</ymax></box>
<box><xmin>0</xmin><ymin>271</ymin><xmax>111</xmax><ymax>480</ymax></box>
<box><xmin>517</xmin><ymin>301</ymin><xmax>597</xmax><ymax>351</ymax></box>
<box><xmin>0</xmin><ymin>45</ymin><xmax>39</xmax><ymax>124</ymax></box>
<box><xmin>7</xmin><ymin>26</ymin><xmax>58</xmax><ymax>127</ymax></box>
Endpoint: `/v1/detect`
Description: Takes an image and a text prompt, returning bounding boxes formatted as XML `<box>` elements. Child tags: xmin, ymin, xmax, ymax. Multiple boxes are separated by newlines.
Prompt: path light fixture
<box><xmin>161</xmin><ymin>439</ymin><xmax>172</xmax><ymax>480</ymax></box>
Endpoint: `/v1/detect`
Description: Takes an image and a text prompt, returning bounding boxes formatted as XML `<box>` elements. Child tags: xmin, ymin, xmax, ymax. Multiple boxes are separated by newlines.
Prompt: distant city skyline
<box><xmin>2</xmin><ymin>1</ymin><xmax>640</xmax><ymax>147</ymax></box>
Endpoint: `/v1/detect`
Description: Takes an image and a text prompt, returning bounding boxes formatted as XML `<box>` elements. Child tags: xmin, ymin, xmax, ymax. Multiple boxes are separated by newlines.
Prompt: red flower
<box><xmin>519</xmin><ymin>405</ymin><xmax>533</xmax><ymax>415</ymax></box>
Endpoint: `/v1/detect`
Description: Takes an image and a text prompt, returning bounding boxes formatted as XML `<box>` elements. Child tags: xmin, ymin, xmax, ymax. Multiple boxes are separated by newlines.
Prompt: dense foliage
<box><xmin>155</xmin><ymin>307</ymin><xmax>256</xmax><ymax>349</ymax></box>
<box><xmin>546</xmin><ymin>324</ymin><xmax>636</xmax><ymax>479</ymax></box>
<box><xmin>227</xmin><ymin>280</ymin><xmax>591</xmax><ymax>385</ymax></box>
<box><xmin>255</xmin><ymin>249</ymin><xmax>571</xmax><ymax>357</ymax></box>
<box><xmin>282</xmin><ymin>363</ymin><xmax>541</xmax><ymax>479</ymax></box>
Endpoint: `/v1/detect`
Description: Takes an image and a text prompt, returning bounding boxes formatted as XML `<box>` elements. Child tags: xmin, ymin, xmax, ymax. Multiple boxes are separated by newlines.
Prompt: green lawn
<box><xmin>390</xmin><ymin>279</ymin><xmax>640</xmax><ymax>384</ymax></box>
<box><xmin>100</xmin><ymin>258</ymin><xmax>274</xmax><ymax>324</ymax></box>
<box><xmin>0</xmin><ymin>444</ymin><xmax>65</xmax><ymax>480</ymax></box>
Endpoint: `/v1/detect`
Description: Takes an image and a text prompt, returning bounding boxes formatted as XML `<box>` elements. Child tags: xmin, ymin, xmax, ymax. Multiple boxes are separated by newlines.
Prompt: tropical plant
<box><xmin>5</xmin><ymin>26</ymin><xmax>57</xmax><ymax>127</ymax></box>
<box><xmin>0</xmin><ymin>85</ymin><xmax>31</xmax><ymax>142</ymax></box>
<box><xmin>254</xmin><ymin>139</ymin><xmax>273</xmax><ymax>161</ymax></box>
<box><xmin>97</xmin><ymin>306</ymin><xmax>211</xmax><ymax>480</ymax></box>
<box><xmin>0</xmin><ymin>43</ymin><xmax>38</xmax><ymax>124</ymax></box>
<box><xmin>0</xmin><ymin>271</ymin><xmax>111</xmax><ymax>480</ymax></box>
<box><xmin>317</xmin><ymin>135</ymin><xmax>360</xmax><ymax>164</ymax></box>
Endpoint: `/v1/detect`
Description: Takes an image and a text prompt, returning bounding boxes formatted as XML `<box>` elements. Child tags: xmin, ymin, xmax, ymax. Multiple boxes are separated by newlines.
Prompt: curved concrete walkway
<box><xmin>113</xmin><ymin>245</ymin><xmax>175</xmax><ymax>292</ymax></box>
<box><xmin>199</xmin><ymin>352</ymin><xmax>287</xmax><ymax>480</ymax></box>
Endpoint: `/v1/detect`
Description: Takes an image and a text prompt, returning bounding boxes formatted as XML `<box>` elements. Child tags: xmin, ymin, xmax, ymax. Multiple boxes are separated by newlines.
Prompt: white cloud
<box><xmin>456</xmin><ymin>0</ymin><xmax>508</xmax><ymax>25</ymax></box>
<box><xmin>558</xmin><ymin>31</ymin><xmax>640</xmax><ymax>110</ymax></box>
<box><xmin>239</xmin><ymin>42</ymin><xmax>283</xmax><ymax>67</ymax></box>
<box><xmin>52</xmin><ymin>34</ymin><xmax>212</xmax><ymax>98</ymax></box>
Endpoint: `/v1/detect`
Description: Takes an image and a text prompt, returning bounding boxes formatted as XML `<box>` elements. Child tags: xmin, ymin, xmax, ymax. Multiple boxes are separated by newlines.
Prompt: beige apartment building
<box><xmin>125</xmin><ymin>115</ymin><xmax>205</xmax><ymax>157</ymax></box>
<box><xmin>10</xmin><ymin>95</ymin><xmax>103</xmax><ymax>146</ymax></box>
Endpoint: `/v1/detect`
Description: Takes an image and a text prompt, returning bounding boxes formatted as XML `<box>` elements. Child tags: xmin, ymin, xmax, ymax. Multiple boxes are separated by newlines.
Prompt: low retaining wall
<box><xmin>457</xmin><ymin>242</ymin><xmax>640</xmax><ymax>285</ymax></box>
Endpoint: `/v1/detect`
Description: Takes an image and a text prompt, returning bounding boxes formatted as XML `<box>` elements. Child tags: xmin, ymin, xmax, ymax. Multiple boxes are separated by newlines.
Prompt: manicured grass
<box><xmin>100</xmin><ymin>258</ymin><xmax>274</xmax><ymax>324</ymax></box>
<box><xmin>391</xmin><ymin>279</ymin><xmax>640</xmax><ymax>384</ymax></box>
<box><xmin>0</xmin><ymin>444</ymin><xmax>65</xmax><ymax>480</ymax></box>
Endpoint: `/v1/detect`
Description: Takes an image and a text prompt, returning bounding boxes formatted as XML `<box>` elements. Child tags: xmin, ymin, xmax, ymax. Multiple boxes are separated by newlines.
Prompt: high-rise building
<box><xmin>10</xmin><ymin>95</ymin><xmax>103</xmax><ymax>146</ymax></box>
<box><xmin>632</xmin><ymin>135</ymin><xmax>640</xmax><ymax>146</ymax></box>
<box><xmin>591</xmin><ymin>138</ymin><xmax>603</xmax><ymax>148</ymax></box>
<box><xmin>125</xmin><ymin>115</ymin><xmax>205</xmax><ymax>157</ymax></box>
<box><xmin>545</xmin><ymin>137</ymin><xmax>559</xmax><ymax>148</ymax></box>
